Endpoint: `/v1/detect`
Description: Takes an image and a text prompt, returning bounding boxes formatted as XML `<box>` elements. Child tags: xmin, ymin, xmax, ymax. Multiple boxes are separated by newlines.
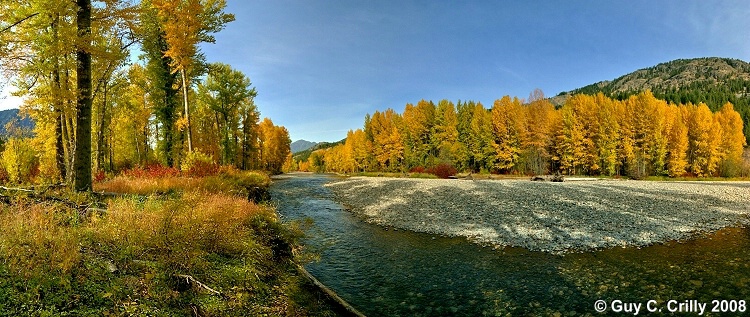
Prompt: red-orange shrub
<box><xmin>123</xmin><ymin>164</ymin><xmax>180</xmax><ymax>179</ymax></box>
<box><xmin>426</xmin><ymin>164</ymin><xmax>457</xmax><ymax>179</ymax></box>
<box><xmin>409</xmin><ymin>166</ymin><xmax>426</xmax><ymax>173</ymax></box>
<box><xmin>94</xmin><ymin>170</ymin><xmax>107</xmax><ymax>183</ymax></box>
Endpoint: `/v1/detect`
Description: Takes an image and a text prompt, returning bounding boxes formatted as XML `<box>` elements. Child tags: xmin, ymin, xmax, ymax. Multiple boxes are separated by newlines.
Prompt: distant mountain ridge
<box><xmin>0</xmin><ymin>108</ymin><xmax>34</xmax><ymax>135</ymax></box>
<box><xmin>290</xmin><ymin>140</ymin><xmax>318</xmax><ymax>153</ymax></box>
<box><xmin>292</xmin><ymin>139</ymin><xmax>345</xmax><ymax>163</ymax></box>
<box><xmin>562</xmin><ymin>57</ymin><xmax>750</xmax><ymax>97</ymax></box>
<box><xmin>553</xmin><ymin>57</ymin><xmax>750</xmax><ymax>143</ymax></box>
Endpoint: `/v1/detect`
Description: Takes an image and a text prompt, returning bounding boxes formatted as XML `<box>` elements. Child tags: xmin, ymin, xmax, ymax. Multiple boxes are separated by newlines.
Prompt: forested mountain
<box><xmin>292</xmin><ymin>139</ymin><xmax>345</xmax><ymax>167</ymax></box>
<box><xmin>291</xmin><ymin>140</ymin><xmax>318</xmax><ymax>153</ymax></box>
<box><xmin>555</xmin><ymin>57</ymin><xmax>750</xmax><ymax>143</ymax></box>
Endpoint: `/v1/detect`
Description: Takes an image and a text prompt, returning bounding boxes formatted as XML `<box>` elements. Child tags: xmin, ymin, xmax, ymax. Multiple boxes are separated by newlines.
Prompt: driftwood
<box><xmin>529</xmin><ymin>174</ymin><xmax>565</xmax><ymax>182</ymax></box>
<box><xmin>297</xmin><ymin>265</ymin><xmax>366</xmax><ymax>317</ymax></box>
<box><xmin>0</xmin><ymin>185</ymin><xmax>107</xmax><ymax>215</ymax></box>
<box><xmin>175</xmin><ymin>274</ymin><xmax>222</xmax><ymax>296</ymax></box>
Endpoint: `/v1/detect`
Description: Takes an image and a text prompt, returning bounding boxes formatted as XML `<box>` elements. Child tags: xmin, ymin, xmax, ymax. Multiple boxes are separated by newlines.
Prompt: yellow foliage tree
<box><xmin>665</xmin><ymin>105</ymin><xmax>689</xmax><ymax>177</ymax></box>
<box><xmin>714</xmin><ymin>102</ymin><xmax>747</xmax><ymax>176</ymax></box>
<box><xmin>687</xmin><ymin>103</ymin><xmax>722</xmax><ymax>176</ymax></box>
<box><xmin>491</xmin><ymin>96</ymin><xmax>526</xmax><ymax>172</ymax></box>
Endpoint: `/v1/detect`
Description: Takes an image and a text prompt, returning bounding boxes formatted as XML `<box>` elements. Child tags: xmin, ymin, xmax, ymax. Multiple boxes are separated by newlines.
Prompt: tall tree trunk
<box><xmin>96</xmin><ymin>84</ymin><xmax>107</xmax><ymax>171</ymax></box>
<box><xmin>180</xmin><ymin>68</ymin><xmax>193</xmax><ymax>153</ymax></box>
<box><xmin>52</xmin><ymin>14</ymin><xmax>66</xmax><ymax>182</ymax></box>
<box><xmin>74</xmin><ymin>0</ymin><xmax>92</xmax><ymax>192</ymax></box>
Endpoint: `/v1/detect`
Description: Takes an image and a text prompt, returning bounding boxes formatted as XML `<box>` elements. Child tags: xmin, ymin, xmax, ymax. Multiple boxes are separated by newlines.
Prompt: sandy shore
<box><xmin>324</xmin><ymin>177</ymin><xmax>750</xmax><ymax>253</ymax></box>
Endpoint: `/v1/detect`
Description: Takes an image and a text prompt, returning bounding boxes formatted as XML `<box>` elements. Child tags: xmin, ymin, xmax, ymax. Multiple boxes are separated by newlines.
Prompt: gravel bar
<box><xmin>324</xmin><ymin>177</ymin><xmax>750</xmax><ymax>253</ymax></box>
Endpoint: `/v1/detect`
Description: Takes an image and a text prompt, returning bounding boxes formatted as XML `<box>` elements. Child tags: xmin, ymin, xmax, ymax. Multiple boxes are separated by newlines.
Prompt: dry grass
<box><xmin>0</xmin><ymin>174</ymin><xmax>337</xmax><ymax>316</ymax></box>
<box><xmin>94</xmin><ymin>169</ymin><xmax>271</xmax><ymax>197</ymax></box>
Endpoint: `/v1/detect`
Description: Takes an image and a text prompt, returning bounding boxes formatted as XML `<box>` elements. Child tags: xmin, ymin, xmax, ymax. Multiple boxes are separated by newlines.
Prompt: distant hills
<box><xmin>291</xmin><ymin>140</ymin><xmax>318</xmax><ymax>153</ymax></box>
<box><xmin>0</xmin><ymin>108</ymin><xmax>34</xmax><ymax>135</ymax></box>
<box><xmin>292</xmin><ymin>139</ymin><xmax>345</xmax><ymax>163</ymax></box>
<box><xmin>553</xmin><ymin>57</ymin><xmax>750</xmax><ymax>143</ymax></box>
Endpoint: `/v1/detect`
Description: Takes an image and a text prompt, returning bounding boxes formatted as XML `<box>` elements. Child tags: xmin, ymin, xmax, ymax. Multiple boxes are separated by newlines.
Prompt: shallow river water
<box><xmin>270</xmin><ymin>174</ymin><xmax>750</xmax><ymax>316</ymax></box>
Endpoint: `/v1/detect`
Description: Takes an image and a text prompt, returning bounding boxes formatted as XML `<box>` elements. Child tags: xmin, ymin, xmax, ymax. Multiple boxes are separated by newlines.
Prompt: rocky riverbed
<box><xmin>324</xmin><ymin>177</ymin><xmax>750</xmax><ymax>253</ymax></box>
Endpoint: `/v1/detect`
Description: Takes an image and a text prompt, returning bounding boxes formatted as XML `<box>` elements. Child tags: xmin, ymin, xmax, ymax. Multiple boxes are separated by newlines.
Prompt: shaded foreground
<box><xmin>0</xmin><ymin>171</ymin><xmax>342</xmax><ymax>316</ymax></box>
<box><xmin>326</xmin><ymin>177</ymin><xmax>750</xmax><ymax>253</ymax></box>
<box><xmin>274</xmin><ymin>174</ymin><xmax>750</xmax><ymax>316</ymax></box>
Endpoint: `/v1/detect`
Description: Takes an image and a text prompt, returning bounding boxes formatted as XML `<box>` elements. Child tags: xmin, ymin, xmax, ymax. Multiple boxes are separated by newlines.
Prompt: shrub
<box><xmin>181</xmin><ymin>151</ymin><xmax>219</xmax><ymax>177</ymax></box>
<box><xmin>123</xmin><ymin>164</ymin><xmax>180</xmax><ymax>179</ymax></box>
<box><xmin>409</xmin><ymin>166</ymin><xmax>426</xmax><ymax>173</ymax></box>
<box><xmin>1</xmin><ymin>137</ymin><xmax>38</xmax><ymax>183</ymax></box>
<box><xmin>426</xmin><ymin>163</ymin><xmax>457</xmax><ymax>179</ymax></box>
<box><xmin>94</xmin><ymin>170</ymin><xmax>107</xmax><ymax>183</ymax></box>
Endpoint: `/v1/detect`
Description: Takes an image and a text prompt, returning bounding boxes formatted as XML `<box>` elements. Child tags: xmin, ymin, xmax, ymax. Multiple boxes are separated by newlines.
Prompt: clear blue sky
<box><xmin>3</xmin><ymin>1</ymin><xmax>750</xmax><ymax>143</ymax></box>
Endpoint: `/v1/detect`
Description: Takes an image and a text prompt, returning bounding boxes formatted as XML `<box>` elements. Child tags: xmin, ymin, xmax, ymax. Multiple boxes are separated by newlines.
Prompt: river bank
<box><xmin>325</xmin><ymin>177</ymin><xmax>750</xmax><ymax>253</ymax></box>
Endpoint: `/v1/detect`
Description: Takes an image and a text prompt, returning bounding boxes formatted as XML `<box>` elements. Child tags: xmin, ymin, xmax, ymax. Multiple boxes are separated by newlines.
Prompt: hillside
<box><xmin>292</xmin><ymin>139</ymin><xmax>345</xmax><ymax>163</ymax></box>
<box><xmin>291</xmin><ymin>139</ymin><xmax>318</xmax><ymax>153</ymax></box>
<box><xmin>555</xmin><ymin>57</ymin><xmax>750</xmax><ymax>143</ymax></box>
<box><xmin>0</xmin><ymin>108</ymin><xmax>34</xmax><ymax>135</ymax></box>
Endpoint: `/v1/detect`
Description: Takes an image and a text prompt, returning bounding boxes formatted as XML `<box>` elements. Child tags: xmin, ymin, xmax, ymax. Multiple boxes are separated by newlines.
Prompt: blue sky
<box><xmin>3</xmin><ymin>1</ymin><xmax>750</xmax><ymax>142</ymax></box>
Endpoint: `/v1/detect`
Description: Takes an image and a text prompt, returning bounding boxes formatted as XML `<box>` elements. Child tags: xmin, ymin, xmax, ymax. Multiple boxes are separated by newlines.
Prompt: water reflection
<box><xmin>271</xmin><ymin>174</ymin><xmax>750</xmax><ymax>316</ymax></box>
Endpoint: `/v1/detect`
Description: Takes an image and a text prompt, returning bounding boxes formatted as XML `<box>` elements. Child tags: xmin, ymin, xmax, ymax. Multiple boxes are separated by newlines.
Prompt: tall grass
<box><xmin>94</xmin><ymin>168</ymin><xmax>271</xmax><ymax>197</ymax></box>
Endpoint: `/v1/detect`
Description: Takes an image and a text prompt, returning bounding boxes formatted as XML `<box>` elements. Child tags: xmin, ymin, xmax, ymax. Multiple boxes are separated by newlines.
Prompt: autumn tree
<box><xmin>401</xmin><ymin>100</ymin><xmax>435</xmax><ymax>168</ymax></box>
<box><xmin>686</xmin><ymin>103</ymin><xmax>722</xmax><ymax>176</ymax></box>
<box><xmin>523</xmin><ymin>89</ymin><xmax>557</xmax><ymax>175</ymax></box>
<box><xmin>432</xmin><ymin>100</ymin><xmax>460</xmax><ymax>165</ymax></box>
<box><xmin>665</xmin><ymin>104</ymin><xmax>689</xmax><ymax>177</ymax></box>
<box><xmin>467</xmin><ymin>102</ymin><xmax>493</xmax><ymax>172</ymax></box>
<box><xmin>553</xmin><ymin>97</ymin><xmax>586</xmax><ymax>174</ymax></box>
<box><xmin>367</xmin><ymin>109</ymin><xmax>404</xmax><ymax>171</ymax></box>
<box><xmin>196</xmin><ymin>62</ymin><xmax>256</xmax><ymax>165</ymax></box>
<box><xmin>491</xmin><ymin>95</ymin><xmax>526</xmax><ymax>173</ymax></box>
<box><xmin>151</xmin><ymin>0</ymin><xmax>234</xmax><ymax>153</ymax></box>
<box><xmin>258</xmin><ymin>118</ymin><xmax>291</xmax><ymax>174</ymax></box>
<box><xmin>715</xmin><ymin>102</ymin><xmax>747</xmax><ymax>176</ymax></box>
<box><xmin>141</xmin><ymin>0</ymin><xmax>181</xmax><ymax>166</ymax></box>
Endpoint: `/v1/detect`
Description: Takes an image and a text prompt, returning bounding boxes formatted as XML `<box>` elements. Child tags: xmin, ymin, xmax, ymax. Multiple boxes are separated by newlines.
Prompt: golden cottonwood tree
<box><xmin>686</xmin><ymin>103</ymin><xmax>722</xmax><ymax>176</ymax></box>
<box><xmin>592</xmin><ymin>93</ymin><xmax>620</xmax><ymax>176</ymax></box>
<box><xmin>665</xmin><ymin>104</ymin><xmax>689</xmax><ymax>177</ymax></box>
<box><xmin>715</xmin><ymin>102</ymin><xmax>747</xmax><ymax>176</ymax></box>
<box><xmin>258</xmin><ymin>118</ymin><xmax>291</xmax><ymax>174</ymax></box>
<box><xmin>151</xmin><ymin>0</ymin><xmax>234</xmax><ymax>153</ymax></box>
<box><xmin>491</xmin><ymin>95</ymin><xmax>526</xmax><ymax>172</ymax></box>
<box><xmin>368</xmin><ymin>109</ymin><xmax>404</xmax><ymax>171</ymax></box>
<box><xmin>553</xmin><ymin>97</ymin><xmax>586</xmax><ymax>174</ymax></box>
<box><xmin>523</xmin><ymin>91</ymin><xmax>556</xmax><ymax>174</ymax></box>
<box><xmin>433</xmin><ymin>100</ymin><xmax>460</xmax><ymax>165</ymax></box>
<box><xmin>401</xmin><ymin>100</ymin><xmax>435</xmax><ymax>167</ymax></box>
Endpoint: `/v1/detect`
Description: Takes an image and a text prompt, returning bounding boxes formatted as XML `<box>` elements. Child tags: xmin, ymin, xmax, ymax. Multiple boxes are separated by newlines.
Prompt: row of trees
<box><xmin>0</xmin><ymin>0</ymin><xmax>291</xmax><ymax>187</ymax></box>
<box><xmin>301</xmin><ymin>90</ymin><xmax>747</xmax><ymax>178</ymax></box>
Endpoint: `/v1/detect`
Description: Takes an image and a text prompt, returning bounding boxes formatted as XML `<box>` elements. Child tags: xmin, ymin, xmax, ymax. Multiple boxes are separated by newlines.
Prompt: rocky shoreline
<box><xmin>324</xmin><ymin>177</ymin><xmax>750</xmax><ymax>254</ymax></box>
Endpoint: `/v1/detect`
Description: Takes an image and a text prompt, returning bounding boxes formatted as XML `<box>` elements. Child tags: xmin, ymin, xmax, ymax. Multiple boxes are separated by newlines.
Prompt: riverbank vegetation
<box><xmin>294</xmin><ymin>90</ymin><xmax>748</xmax><ymax>179</ymax></box>
<box><xmin>0</xmin><ymin>169</ymin><xmax>340</xmax><ymax>316</ymax></box>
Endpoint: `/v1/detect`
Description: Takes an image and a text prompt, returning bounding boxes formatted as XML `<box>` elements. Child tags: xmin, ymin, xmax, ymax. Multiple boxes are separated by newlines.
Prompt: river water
<box><xmin>270</xmin><ymin>173</ymin><xmax>750</xmax><ymax>316</ymax></box>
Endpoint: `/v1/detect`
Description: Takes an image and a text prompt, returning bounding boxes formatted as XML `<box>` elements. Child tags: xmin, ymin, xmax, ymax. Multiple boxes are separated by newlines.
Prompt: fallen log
<box><xmin>297</xmin><ymin>265</ymin><xmax>366</xmax><ymax>317</ymax></box>
<box><xmin>175</xmin><ymin>274</ymin><xmax>222</xmax><ymax>296</ymax></box>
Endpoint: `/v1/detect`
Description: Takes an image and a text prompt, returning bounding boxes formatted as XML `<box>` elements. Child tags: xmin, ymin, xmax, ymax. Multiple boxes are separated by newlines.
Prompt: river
<box><xmin>270</xmin><ymin>173</ymin><xmax>750</xmax><ymax>316</ymax></box>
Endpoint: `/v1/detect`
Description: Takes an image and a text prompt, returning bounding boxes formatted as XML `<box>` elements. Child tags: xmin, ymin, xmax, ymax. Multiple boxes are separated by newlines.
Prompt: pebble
<box><xmin>325</xmin><ymin>177</ymin><xmax>750</xmax><ymax>254</ymax></box>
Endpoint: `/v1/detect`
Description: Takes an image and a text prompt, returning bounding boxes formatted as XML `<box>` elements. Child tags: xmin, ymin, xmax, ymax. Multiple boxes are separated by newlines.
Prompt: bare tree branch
<box><xmin>0</xmin><ymin>13</ymin><xmax>40</xmax><ymax>34</ymax></box>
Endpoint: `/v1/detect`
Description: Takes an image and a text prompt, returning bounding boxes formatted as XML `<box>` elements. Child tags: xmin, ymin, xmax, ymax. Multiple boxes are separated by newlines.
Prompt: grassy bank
<box><xmin>0</xmin><ymin>170</ymin><xmax>340</xmax><ymax>316</ymax></box>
